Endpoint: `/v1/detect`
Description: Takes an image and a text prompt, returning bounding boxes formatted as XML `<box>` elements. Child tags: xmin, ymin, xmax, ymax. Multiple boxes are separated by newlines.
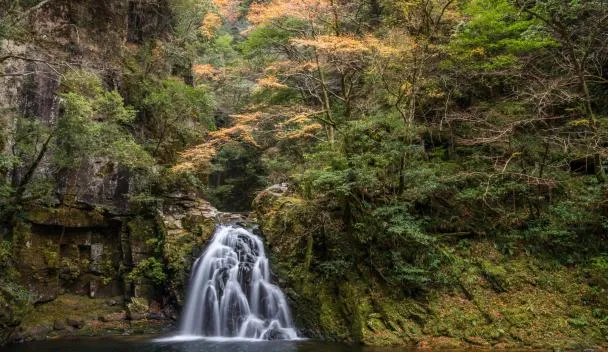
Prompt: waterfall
<box><xmin>178</xmin><ymin>225</ymin><xmax>298</xmax><ymax>340</ymax></box>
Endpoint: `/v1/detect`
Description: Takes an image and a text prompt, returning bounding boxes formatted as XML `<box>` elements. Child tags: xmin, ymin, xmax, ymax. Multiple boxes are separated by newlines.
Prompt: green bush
<box><xmin>127</xmin><ymin>257</ymin><xmax>167</xmax><ymax>287</ymax></box>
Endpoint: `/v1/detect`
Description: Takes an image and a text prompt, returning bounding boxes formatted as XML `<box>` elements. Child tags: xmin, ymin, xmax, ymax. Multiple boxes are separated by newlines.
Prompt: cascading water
<box><xmin>178</xmin><ymin>225</ymin><xmax>298</xmax><ymax>340</ymax></box>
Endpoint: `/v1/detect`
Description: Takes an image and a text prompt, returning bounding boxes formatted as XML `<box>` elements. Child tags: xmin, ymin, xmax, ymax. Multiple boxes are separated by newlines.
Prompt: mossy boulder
<box><xmin>160</xmin><ymin>198</ymin><xmax>219</xmax><ymax>307</ymax></box>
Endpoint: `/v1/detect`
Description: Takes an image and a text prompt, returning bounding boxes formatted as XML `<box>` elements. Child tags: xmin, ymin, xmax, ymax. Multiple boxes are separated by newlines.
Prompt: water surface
<box><xmin>0</xmin><ymin>336</ymin><xmax>403</xmax><ymax>352</ymax></box>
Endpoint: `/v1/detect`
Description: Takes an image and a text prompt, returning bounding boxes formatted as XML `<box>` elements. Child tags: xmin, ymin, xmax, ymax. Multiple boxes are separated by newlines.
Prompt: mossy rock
<box><xmin>25</xmin><ymin>207</ymin><xmax>107</xmax><ymax>228</ymax></box>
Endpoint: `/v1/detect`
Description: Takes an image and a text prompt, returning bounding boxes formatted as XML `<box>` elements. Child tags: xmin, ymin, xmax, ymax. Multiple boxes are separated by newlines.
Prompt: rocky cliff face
<box><xmin>0</xmin><ymin>0</ymin><xmax>170</xmax><ymax>210</ymax></box>
<box><xmin>0</xmin><ymin>1</ymin><xmax>190</xmax><ymax>344</ymax></box>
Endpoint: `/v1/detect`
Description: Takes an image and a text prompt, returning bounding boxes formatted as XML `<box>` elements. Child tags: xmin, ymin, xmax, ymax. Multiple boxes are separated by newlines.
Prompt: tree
<box><xmin>1</xmin><ymin>70</ymin><xmax>153</xmax><ymax>232</ymax></box>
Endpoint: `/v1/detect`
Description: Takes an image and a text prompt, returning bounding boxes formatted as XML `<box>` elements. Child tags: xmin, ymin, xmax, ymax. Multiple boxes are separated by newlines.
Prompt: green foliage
<box><xmin>0</xmin><ymin>241</ymin><xmax>18</xmax><ymax>281</ymax></box>
<box><xmin>127</xmin><ymin>297</ymin><xmax>149</xmax><ymax>315</ymax></box>
<box><xmin>127</xmin><ymin>257</ymin><xmax>167</xmax><ymax>287</ymax></box>
<box><xmin>241</xmin><ymin>22</ymin><xmax>297</xmax><ymax>60</ymax></box>
<box><xmin>318</xmin><ymin>259</ymin><xmax>351</xmax><ymax>280</ymax></box>
<box><xmin>206</xmin><ymin>142</ymin><xmax>266</xmax><ymax>211</ymax></box>
<box><xmin>449</xmin><ymin>0</ymin><xmax>554</xmax><ymax>71</ymax></box>
<box><xmin>126</xmin><ymin>74</ymin><xmax>215</xmax><ymax>162</ymax></box>
<box><xmin>54</xmin><ymin>70</ymin><xmax>154</xmax><ymax>170</ymax></box>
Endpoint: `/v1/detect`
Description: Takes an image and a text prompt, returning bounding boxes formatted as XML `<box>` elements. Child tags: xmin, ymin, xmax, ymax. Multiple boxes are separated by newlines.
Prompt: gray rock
<box><xmin>53</xmin><ymin>319</ymin><xmax>66</xmax><ymax>330</ymax></box>
<box><xmin>66</xmin><ymin>318</ymin><xmax>85</xmax><ymax>329</ymax></box>
<box><xmin>89</xmin><ymin>243</ymin><xmax>104</xmax><ymax>274</ymax></box>
<box><xmin>148</xmin><ymin>312</ymin><xmax>165</xmax><ymax>320</ymax></box>
<box><xmin>25</xmin><ymin>324</ymin><xmax>53</xmax><ymax>340</ymax></box>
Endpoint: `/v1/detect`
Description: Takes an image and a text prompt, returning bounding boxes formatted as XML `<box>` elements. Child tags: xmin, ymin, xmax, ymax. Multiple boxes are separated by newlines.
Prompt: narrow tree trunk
<box><xmin>594</xmin><ymin>153</ymin><xmax>606</xmax><ymax>183</ymax></box>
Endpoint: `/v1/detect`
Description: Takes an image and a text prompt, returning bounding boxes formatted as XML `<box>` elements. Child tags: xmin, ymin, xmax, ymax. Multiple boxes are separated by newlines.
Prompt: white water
<box><xmin>176</xmin><ymin>225</ymin><xmax>298</xmax><ymax>341</ymax></box>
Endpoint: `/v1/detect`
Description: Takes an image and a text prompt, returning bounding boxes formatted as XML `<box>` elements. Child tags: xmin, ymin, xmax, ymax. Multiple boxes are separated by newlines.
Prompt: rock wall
<box><xmin>4</xmin><ymin>195</ymin><xmax>229</xmax><ymax>344</ymax></box>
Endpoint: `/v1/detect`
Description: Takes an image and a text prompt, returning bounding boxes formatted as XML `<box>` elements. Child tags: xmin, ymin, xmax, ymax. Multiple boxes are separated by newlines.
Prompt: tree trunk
<box><xmin>594</xmin><ymin>153</ymin><xmax>606</xmax><ymax>183</ymax></box>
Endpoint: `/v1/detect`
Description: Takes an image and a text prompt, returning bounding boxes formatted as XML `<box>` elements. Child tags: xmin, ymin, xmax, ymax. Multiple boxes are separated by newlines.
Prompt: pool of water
<box><xmin>0</xmin><ymin>336</ymin><xmax>405</xmax><ymax>352</ymax></box>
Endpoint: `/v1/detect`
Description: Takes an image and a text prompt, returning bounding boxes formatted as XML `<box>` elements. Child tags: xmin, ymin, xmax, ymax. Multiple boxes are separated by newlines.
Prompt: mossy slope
<box><xmin>254</xmin><ymin>189</ymin><xmax>608</xmax><ymax>348</ymax></box>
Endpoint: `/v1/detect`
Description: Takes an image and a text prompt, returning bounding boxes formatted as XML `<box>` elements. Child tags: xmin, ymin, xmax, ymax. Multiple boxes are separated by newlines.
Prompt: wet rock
<box><xmin>162</xmin><ymin>306</ymin><xmax>178</xmax><ymax>321</ymax></box>
<box><xmin>34</xmin><ymin>293</ymin><xmax>57</xmax><ymax>305</ymax></box>
<box><xmin>104</xmin><ymin>297</ymin><xmax>124</xmax><ymax>306</ymax></box>
<box><xmin>66</xmin><ymin>318</ymin><xmax>85</xmax><ymax>329</ymax></box>
<box><xmin>53</xmin><ymin>319</ymin><xmax>66</xmax><ymax>330</ymax></box>
<box><xmin>8</xmin><ymin>330</ymin><xmax>25</xmax><ymax>344</ymax></box>
<box><xmin>148</xmin><ymin>312</ymin><xmax>165</xmax><ymax>320</ymax></box>
<box><xmin>263</xmin><ymin>328</ymin><xmax>292</xmax><ymax>340</ymax></box>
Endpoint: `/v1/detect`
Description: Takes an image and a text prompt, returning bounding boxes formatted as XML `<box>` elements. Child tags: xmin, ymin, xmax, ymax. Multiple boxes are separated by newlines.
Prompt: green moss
<box><xmin>21</xmin><ymin>294</ymin><xmax>121</xmax><ymax>329</ymax></box>
<box><xmin>162</xmin><ymin>213</ymin><xmax>215</xmax><ymax>306</ymax></box>
<box><xmin>59</xmin><ymin>258</ymin><xmax>80</xmax><ymax>282</ymax></box>
<box><xmin>41</xmin><ymin>240</ymin><xmax>59</xmax><ymax>269</ymax></box>
<box><xmin>477</xmin><ymin>259</ymin><xmax>509</xmax><ymax>292</ymax></box>
<box><xmin>316</xmin><ymin>285</ymin><xmax>350</xmax><ymax>340</ymax></box>
<box><xmin>25</xmin><ymin>207</ymin><xmax>106</xmax><ymax>228</ymax></box>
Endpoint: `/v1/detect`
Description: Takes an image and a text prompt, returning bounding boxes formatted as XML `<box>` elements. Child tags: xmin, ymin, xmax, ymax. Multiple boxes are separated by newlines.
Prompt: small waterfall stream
<box><xmin>178</xmin><ymin>225</ymin><xmax>298</xmax><ymax>340</ymax></box>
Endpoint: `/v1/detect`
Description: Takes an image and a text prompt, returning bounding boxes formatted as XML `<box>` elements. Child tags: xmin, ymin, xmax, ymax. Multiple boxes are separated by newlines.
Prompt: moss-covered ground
<box><xmin>17</xmin><ymin>294</ymin><xmax>172</xmax><ymax>341</ymax></box>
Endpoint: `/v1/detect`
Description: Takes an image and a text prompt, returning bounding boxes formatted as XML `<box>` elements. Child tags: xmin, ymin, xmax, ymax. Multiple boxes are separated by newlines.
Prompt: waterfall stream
<box><xmin>177</xmin><ymin>225</ymin><xmax>298</xmax><ymax>340</ymax></box>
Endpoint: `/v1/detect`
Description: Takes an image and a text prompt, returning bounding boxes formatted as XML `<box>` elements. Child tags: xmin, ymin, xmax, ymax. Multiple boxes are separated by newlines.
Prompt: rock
<box><xmin>34</xmin><ymin>293</ymin><xmax>57</xmax><ymax>305</ymax></box>
<box><xmin>66</xmin><ymin>318</ymin><xmax>85</xmax><ymax>329</ymax></box>
<box><xmin>89</xmin><ymin>281</ymin><xmax>98</xmax><ymax>298</ymax></box>
<box><xmin>53</xmin><ymin>319</ymin><xmax>66</xmax><ymax>330</ymax></box>
<box><xmin>149</xmin><ymin>300</ymin><xmax>162</xmax><ymax>314</ymax></box>
<box><xmin>264</xmin><ymin>183</ymin><xmax>290</xmax><ymax>197</ymax></box>
<box><xmin>262</xmin><ymin>328</ymin><xmax>292</xmax><ymax>340</ymax></box>
<box><xmin>162</xmin><ymin>307</ymin><xmax>178</xmax><ymax>321</ymax></box>
<box><xmin>465</xmin><ymin>335</ymin><xmax>490</xmax><ymax>346</ymax></box>
<box><xmin>25</xmin><ymin>324</ymin><xmax>53</xmax><ymax>340</ymax></box>
<box><xmin>148</xmin><ymin>312</ymin><xmax>165</xmax><ymax>320</ymax></box>
<box><xmin>98</xmin><ymin>312</ymin><xmax>126</xmax><ymax>322</ymax></box>
<box><xmin>25</xmin><ymin>207</ymin><xmax>107</xmax><ymax>228</ymax></box>
<box><xmin>89</xmin><ymin>243</ymin><xmax>104</xmax><ymax>274</ymax></box>
<box><xmin>104</xmin><ymin>297</ymin><xmax>124</xmax><ymax>306</ymax></box>
<box><xmin>128</xmin><ymin>312</ymin><xmax>147</xmax><ymax>321</ymax></box>
<box><xmin>8</xmin><ymin>330</ymin><xmax>25</xmax><ymax>344</ymax></box>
